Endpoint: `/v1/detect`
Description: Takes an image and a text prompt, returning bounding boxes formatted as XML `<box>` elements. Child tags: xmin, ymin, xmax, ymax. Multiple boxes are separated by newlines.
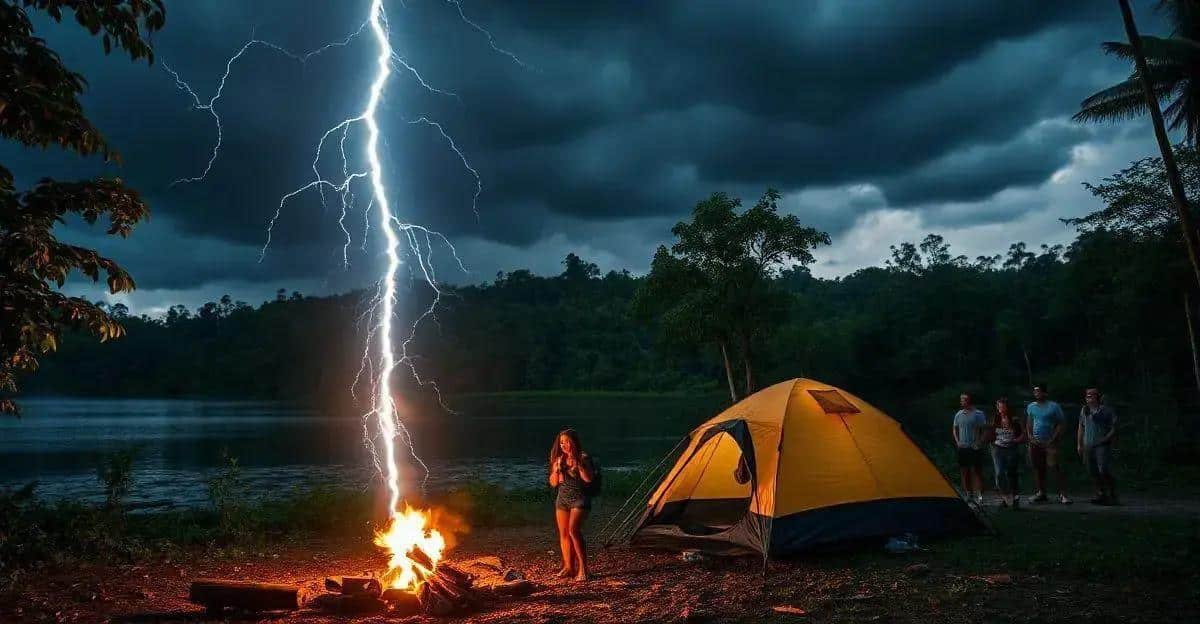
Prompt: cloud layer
<box><xmin>2</xmin><ymin>0</ymin><xmax>1171</xmax><ymax>311</ymax></box>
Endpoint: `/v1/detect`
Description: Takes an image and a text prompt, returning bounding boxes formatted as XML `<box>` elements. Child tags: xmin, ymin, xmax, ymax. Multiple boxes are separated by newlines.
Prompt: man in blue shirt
<box><xmin>952</xmin><ymin>392</ymin><xmax>987</xmax><ymax>504</ymax></box>
<box><xmin>1026</xmin><ymin>383</ymin><xmax>1071</xmax><ymax>504</ymax></box>
<box><xmin>1077</xmin><ymin>387</ymin><xmax>1118</xmax><ymax>505</ymax></box>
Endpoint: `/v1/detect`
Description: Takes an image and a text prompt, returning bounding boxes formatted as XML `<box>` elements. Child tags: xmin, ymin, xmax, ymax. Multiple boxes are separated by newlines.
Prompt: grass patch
<box><xmin>931</xmin><ymin>509</ymin><xmax>1200</xmax><ymax>580</ymax></box>
<box><xmin>433</xmin><ymin>467</ymin><xmax>649</xmax><ymax>528</ymax></box>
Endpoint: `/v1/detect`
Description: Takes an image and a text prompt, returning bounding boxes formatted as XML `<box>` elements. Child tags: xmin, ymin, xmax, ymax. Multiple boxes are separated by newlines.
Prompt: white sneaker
<box><xmin>1059</xmin><ymin>493</ymin><xmax>1072</xmax><ymax>505</ymax></box>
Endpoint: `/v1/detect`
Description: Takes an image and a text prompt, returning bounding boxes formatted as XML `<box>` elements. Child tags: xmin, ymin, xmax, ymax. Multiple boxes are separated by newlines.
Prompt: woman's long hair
<box><xmin>549</xmin><ymin>428</ymin><xmax>583</xmax><ymax>470</ymax></box>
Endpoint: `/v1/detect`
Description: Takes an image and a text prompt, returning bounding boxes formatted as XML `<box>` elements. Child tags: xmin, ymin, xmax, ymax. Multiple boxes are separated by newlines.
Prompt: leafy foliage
<box><xmin>22</xmin><ymin>225</ymin><xmax>1199</xmax><ymax>444</ymax></box>
<box><xmin>635</xmin><ymin>189</ymin><xmax>830</xmax><ymax>399</ymax></box>
<box><xmin>1074</xmin><ymin>1</ymin><xmax>1200</xmax><ymax>145</ymax></box>
<box><xmin>0</xmin><ymin>0</ymin><xmax>163</xmax><ymax>413</ymax></box>
<box><xmin>1066</xmin><ymin>144</ymin><xmax>1200</xmax><ymax>237</ymax></box>
<box><xmin>207</xmin><ymin>450</ymin><xmax>250</xmax><ymax>542</ymax></box>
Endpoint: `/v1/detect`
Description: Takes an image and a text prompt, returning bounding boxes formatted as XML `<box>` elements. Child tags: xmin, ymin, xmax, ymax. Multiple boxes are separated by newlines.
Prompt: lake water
<box><xmin>0</xmin><ymin>395</ymin><xmax>718</xmax><ymax>510</ymax></box>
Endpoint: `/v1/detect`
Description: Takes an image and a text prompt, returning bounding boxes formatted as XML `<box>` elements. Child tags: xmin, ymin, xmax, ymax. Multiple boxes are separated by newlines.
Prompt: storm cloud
<box><xmin>1</xmin><ymin>0</ymin><xmax>1171</xmax><ymax>311</ymax></box>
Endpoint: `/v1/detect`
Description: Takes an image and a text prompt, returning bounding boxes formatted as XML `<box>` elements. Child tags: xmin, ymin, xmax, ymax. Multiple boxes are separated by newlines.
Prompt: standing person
<box><xmin>1026</xmin><ymin>383</ymin><xmax>1071</xmax><ymax>504</ymax></box>
<box><xmin>548</xmin><ymin>429</ymin><xmax>594</xmax><ymax>581</ymax></box>
<box><xmin>952</xmin><ymin>392</ymin><xmax>987</xmax><ymax>504</ymax></box>
<box><xmin>990</xmin><ymin>397</ymin><xmax>1027</xmax><ymax>508</ymax></box>
<box><xmin>1078</xmin><ymin>388</ymin><xmax>1118</xmax><ymax>505</ymax></box>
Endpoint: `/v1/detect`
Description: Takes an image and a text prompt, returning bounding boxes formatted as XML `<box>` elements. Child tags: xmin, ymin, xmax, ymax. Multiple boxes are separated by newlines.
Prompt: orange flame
<box><xmin>373</xmin><ymin>505</ymin><xmax>446</xmax><ymax>590</ymax></box>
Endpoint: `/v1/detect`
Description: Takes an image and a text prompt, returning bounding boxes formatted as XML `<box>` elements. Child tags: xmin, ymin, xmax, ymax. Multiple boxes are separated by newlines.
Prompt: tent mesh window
<box><xmin>808</xmin><ymin>389</ymin><xmax>861</xmax><ymax>415</ymax></box>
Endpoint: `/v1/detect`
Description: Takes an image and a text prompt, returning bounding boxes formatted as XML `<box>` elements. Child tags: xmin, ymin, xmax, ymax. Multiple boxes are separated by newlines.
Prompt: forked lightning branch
<box><xmin>162</xmin><ymin>0</ymin><xmax>524</xmax><ymax>569</ymax></box>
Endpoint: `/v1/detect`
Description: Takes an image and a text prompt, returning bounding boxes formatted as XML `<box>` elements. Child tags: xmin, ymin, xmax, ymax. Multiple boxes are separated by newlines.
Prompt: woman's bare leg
<box><xmin>568</xmin><ymin>508</ymin><xmax>589</xmax><ymax>581</ymax></box>
<box><xmin>555</xmin><ymin>508</ymin><xmax>573</xmax><ymax>577</ymax></box>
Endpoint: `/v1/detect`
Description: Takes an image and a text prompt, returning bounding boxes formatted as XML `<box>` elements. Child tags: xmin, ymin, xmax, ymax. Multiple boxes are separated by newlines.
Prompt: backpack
<box><xmin>583</xmin><ymin>455</ymin><xmax>602</xmax><ymax>497</ymax></box>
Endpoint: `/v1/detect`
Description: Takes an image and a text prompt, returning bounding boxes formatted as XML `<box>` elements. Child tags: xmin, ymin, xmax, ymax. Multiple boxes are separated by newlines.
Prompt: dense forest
<box><xmin>26</xmin><ymin>225</ymin><xmax>1198</xmax><ymax>448</ymax></box>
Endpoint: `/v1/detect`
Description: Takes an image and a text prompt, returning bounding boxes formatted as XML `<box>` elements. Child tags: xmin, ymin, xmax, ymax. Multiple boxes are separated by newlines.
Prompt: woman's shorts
<box><xmin>555</xmin><ymin>492</ymin><xmax>591</xmax><ymax>511</ymax></box>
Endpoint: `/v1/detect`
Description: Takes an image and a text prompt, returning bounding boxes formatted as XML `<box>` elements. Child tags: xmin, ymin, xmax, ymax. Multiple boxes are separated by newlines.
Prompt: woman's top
<box><xmin>992</xmin><ymin>416</ymin><xmax>1023</xmax><ymax>448</ymax></box>
<box><xmin>554</xmin><ymin>455</ymin><xmax>592</xmax><ymax>508</ymax></box>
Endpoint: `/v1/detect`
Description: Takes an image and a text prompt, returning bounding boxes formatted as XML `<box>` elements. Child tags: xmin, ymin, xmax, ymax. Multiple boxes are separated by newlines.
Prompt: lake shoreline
<box><xmin>0</xmin><ymin>396</ymin><xmax>711</xmax><ymax>511</ymax></box>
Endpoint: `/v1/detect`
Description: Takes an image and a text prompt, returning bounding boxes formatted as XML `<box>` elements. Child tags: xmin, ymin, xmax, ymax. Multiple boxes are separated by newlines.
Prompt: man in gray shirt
<box><xmin>1077</xmin><ymin>387</ymin><xmax>1118</xmax><ymax>505</ymax></box>
<box><xmin>952</xmin><ymin>392</ymin><xmax>987</xmax><ymax>504</ymax></box>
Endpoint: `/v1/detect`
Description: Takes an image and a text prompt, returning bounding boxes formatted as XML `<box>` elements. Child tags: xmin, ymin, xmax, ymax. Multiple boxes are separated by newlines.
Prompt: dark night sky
<box><xmin>5</xmin><ymin>1</ymin><xmax>1171</xmax><ymax>314</ymax></box>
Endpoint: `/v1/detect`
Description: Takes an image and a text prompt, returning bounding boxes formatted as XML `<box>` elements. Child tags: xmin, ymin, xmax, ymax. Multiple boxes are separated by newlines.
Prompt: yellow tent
<box><xmin>630</xmin><ymin>378</ymin><xmax>983</xmax><ymax>556</ymax></box>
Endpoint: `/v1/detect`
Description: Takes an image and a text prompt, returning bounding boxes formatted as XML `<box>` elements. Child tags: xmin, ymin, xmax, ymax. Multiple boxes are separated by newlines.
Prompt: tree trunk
<box><xmin>740</xmin><ymin>333</ymin><xmax>755</xmax><ymax>396</ymax></box>
<box><xmin>1119</xmin><ymin>0</ymin><xmax>1200</xmax><ymax>290</ymax></box>
<box><xmin>1186</xmin><ymin>291</ymin><xmax>1200</xmax><ymax>394</ymax></box>
<box><xmin>720</xmin><ymin>341</ymin><xmax>739</xmax><ymax>404</ymax></box>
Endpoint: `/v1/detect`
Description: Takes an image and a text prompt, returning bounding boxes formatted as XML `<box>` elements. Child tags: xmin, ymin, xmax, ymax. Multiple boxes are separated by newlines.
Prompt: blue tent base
<box><xmin>768</xmin><ymin>496</ymin><xmax>986</xmax><ymax>556</ymax></box>
<box><xmin>632</xmin><ymin>496</ymin><xmax>985</xmax><ymax>557</ymax></box>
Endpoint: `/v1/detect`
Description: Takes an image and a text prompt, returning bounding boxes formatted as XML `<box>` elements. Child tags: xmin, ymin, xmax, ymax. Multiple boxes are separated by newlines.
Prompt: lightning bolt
<box><xmin>445</xmin><ymin>0</ymin><xmax>531</xmax><ymax>70</ymax></box>
<box><xmin>409</xmin><ymin>116</ymin><xmax>482</xmax><ymax>218</ymax></box>
<box><xmin>363</xmin><ymin>0</ymin><xmax>408</xmax><ymax>513</ymax></box>
<box><xmin>163</xmin><ymin>24</ymin><xmax>374</xmax><ymax>187</ymax></box>
<box><xmin>167</xmin><ymin>0</ymin><xmax>529</xmax><ymax>520</ymax></box>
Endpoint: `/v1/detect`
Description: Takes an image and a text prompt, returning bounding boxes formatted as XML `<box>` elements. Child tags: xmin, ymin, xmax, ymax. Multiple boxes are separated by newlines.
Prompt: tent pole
<box><xmin>598</xmin><ymin>434</ymin><xmax>690</xmax><ymax>548</ymax></box>
<box><xmin>761</xmin><ymin>414</ymin><xmax>786</xmax><ymax>577</ymax></box>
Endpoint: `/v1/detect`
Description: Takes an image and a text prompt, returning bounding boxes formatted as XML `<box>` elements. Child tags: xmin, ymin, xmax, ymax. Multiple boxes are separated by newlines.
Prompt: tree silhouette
<box><xmin>635</xmin><ymin>189</ymin><xmax>829</xmax><ymax>402</ymax></box>
<box><xmin>0</xmin><ymin>0</ymin><xmax>164</xmax><ymax>413</ymax></box>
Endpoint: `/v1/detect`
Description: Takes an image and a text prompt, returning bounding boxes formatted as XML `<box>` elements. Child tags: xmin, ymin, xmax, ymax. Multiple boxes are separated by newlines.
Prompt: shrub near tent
<box><xmin>630</xmin><ymin>378</ymin><xmax>985</xmax><ymax>557</ymax></box>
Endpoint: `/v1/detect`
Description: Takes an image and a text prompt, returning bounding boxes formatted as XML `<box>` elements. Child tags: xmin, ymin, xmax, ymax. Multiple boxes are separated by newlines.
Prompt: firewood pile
<box><xmin>188</xmin><ymin>552</ymin><xmax>538</xmax><ymax>618</ymax></box>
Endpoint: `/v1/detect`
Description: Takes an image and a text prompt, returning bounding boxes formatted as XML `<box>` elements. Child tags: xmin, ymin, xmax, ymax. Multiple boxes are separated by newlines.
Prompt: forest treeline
<box><xmin>27</xmin><ymin>226</ymin><xmax>1197</xmax><ymax>446</ymax></box>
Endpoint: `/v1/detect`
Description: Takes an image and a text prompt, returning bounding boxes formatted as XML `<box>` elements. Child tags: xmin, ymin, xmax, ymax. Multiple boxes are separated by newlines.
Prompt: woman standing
<box><xmin>990</xmin><ymin>397</ymin><xmax>1027</xmax><ymax>508</ymax></box>
<box><xmin>549</xmin><ymin>429</ymin><xmax>593</xmax><ymax>581</ymax></box>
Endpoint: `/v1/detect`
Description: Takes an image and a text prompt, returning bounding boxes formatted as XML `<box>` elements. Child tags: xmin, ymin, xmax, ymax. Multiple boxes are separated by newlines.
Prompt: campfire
<box><xmin>374</xmin><ymin>504</ymin><xmax>448</xmax><ymax>591</ymax></box>
<box><xmin>188</xmin><ymin>504</ymin><xmax>536</xmax><ymax>618</ymax></box>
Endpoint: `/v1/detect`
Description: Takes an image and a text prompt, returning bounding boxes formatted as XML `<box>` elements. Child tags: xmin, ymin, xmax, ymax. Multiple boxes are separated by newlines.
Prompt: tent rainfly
<box><xmin>629</xmin><ymin>378</ymin><xmax>985</xmax><ymax>557</ymax></box>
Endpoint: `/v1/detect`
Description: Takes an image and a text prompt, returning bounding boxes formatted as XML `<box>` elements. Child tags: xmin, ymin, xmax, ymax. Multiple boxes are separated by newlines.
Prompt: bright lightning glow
<box><xmin>165</xmin><ymin>0</ymin><xmax>531</xmax><ymax>590</ymax></box>
<box><xmin>363</xmin><ymin>0</ymin><xmax>405</xmax><ymax>515</ymax></box>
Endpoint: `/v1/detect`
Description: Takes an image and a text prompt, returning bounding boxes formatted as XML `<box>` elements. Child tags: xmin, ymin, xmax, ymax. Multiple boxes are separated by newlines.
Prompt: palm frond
<box><xmin>1102</xmin><ymin>36</ymin><xmax>1200</xmax><ymax>65</ymax></box>
<box><xmin>1101</xmin><ymin>40</ymin><xmax>1137</xmax><ymax>62</ymax></box>
<box><xmin>1075</xmin><ymin>75</ymin><xmax>1178</xmax><ymax>125</ymax></box>
<box><xmin>1163</xmin><ymin>77</ymin><xmax>1200</xmax><ymax>145</ymax></box>
<box><xmin>1075</xmin><ymin>86</ymin><xmax>1151</xmax><ymax>124</ymax></box>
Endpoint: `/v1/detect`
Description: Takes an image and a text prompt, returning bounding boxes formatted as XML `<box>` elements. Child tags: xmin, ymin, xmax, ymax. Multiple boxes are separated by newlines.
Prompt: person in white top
<box><xmin>952</xmin><ymin>392</ymin><xmax>987</xmax><ymax>504</ymax></box>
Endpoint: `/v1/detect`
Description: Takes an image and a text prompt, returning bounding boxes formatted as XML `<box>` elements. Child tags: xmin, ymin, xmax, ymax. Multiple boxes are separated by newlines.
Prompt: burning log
<box><xmin>324</xmin><ymin>576</ymin><xmax>383</xmax><ymax>597</ymax></box>
<box><xmin>188</xmin><ymin>579</ymin><xmax>306</xmax><ymax>615</ymax></box>
<box><xmin>414</xmin><ymin>563</ymin><xmax>481</xmax><ymax>616</ymax></box>
<box><xmin>407</xmin><ymin>544</ymin><xmax>436</xmax><ymax>574</ymax></box>
<box><xmin>381</xmin><ymin>588</ymin><xmax>421</xmax><ymax>615</ymax></box>
<box><xmin>488</xmin><ymin>579</ymin><xmax>536</xmax><ymax>598</ymax></box>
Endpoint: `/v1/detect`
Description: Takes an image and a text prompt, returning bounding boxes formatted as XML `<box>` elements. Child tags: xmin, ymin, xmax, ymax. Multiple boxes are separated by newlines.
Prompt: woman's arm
<box><xmin>548</xmin><ymin>459</ymin><xmax>561</xmax><ymax>487</ymax></box>
<box><xmin>576</xmin><ymin>453</ymin><xmax>593</xmax><ymax>483</ymax></box>
<box><xmin>1011</xmin><ymin>419</ymin><xmax>1028</xmax><ymax>444</ymax></box>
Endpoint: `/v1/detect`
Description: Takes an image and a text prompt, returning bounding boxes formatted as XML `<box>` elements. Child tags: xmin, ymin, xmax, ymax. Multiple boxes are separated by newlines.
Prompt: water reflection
<box><xmin>0</xmin><ymin>396</ymin><xmax>716</xmax><ymax>509</ymax></box>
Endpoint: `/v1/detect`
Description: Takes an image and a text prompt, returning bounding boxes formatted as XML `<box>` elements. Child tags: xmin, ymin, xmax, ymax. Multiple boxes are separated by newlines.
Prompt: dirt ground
<box><xmin>976</xmin><ymin>493</ymin><xmax>1200</xmax><ymax>517</ymax></box>
<box><xmin>3</xmin><ymin>518</ymin><xmax>1196</xmax><ymax>624</ymax></box>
